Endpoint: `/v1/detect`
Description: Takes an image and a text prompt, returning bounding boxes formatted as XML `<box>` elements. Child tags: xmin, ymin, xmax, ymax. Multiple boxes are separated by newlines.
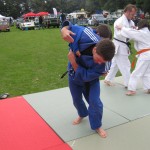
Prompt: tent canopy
<box><xmin>0</xmin><ymin>14</ymin><xmax>5</xmax><ymax>18</ymax></box>
<box><xmin>23</xmin><ymin>12</ymin><xmax>37</xmax><ymax>18</ymax></box>
<box><xmin>36</xmin><ymin>12</ymin><xmax>49</xmax><ymax>16</ymax></box>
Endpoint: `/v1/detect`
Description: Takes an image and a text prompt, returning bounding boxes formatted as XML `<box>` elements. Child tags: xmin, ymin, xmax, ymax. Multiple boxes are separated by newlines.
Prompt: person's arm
<box><xmin>116</xmin><ymin>26</ymin><xmax>141</xmax><ymax>41</ymax></box>
<box><xmin>68</xmin><ymin>50</ymin><xmax>78</xmax><ymax>71</ymax></box>
<box><xmin>68</xmin><ymin>50</ymin><xmax>107</xmax><ymax>81</ymax></box>
<box><xmin>61</xmin><ymin>26</ymin><xmax>75</xmax><ymax>43</ymax></box>
<box><xmin>61</xmin><ymin>21</ymin><xmax>81</xmax><ymax>56</ymax></box>
<box><xmin>74</xmin><ymin>64</ymin><xmax>106</xmax><ymax>82</ymax></box>
<box><xmin>61</xmin><ymin>20</ymin><xmax>75</xmax><ymax>43</ymax></box>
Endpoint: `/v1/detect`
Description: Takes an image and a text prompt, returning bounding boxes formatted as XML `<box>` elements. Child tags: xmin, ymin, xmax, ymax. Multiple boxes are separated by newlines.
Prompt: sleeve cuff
<box><xmin>62</xmin><ymin>20</ymin><xmax>72</xmax><ymax>29</ymax></box>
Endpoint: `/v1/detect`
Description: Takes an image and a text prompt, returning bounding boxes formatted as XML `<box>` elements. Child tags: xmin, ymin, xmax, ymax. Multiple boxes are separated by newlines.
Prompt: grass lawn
<box><xmin>0</xmin><ymin>27</ymin><xmax>69</xmax><ymax>97</ymax></box>
<box><xmin>0</xmin><ymin>26</ymin><xmax>136</xmax><ymax>97</ymax></box>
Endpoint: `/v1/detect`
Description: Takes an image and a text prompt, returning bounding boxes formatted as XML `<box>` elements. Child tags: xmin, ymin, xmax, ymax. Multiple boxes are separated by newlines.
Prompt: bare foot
<box><xmin>104</xmin><ymin>80</ymin><xmax>114</xmax><ymax>86</ymax></box>
<box><xmin>126</xmin><ymin>90</ymin><xmax>136</xmax><ymax>96</ymax></box>
<box><xmin>146</xmin><ymin>89</ymin><xmax>150</xmax><ymax>94</ymax></box>
<box><xmin>96</xmin><ymin>128</ymin><xmax>107</xmax><ymax>138</ymax></box>
<box><xmin>72</xmin><ymin>117</ymin><xmax>83</xmax><ymax>125</ymax></box>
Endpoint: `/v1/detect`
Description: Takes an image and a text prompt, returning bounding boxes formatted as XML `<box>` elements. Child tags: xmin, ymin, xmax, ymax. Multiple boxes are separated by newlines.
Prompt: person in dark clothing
<box><xmin>60</xmin><ymin>12</ymin><xmax>66</xmax><ymax>25</ymax></box>
<box><xmin>39</xmin><ymin>16</ymin><xmax>44</xmax><ymax>29</ymax></box>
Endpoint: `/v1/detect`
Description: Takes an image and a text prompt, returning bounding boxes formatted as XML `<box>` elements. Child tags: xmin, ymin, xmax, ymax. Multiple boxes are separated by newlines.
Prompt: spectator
<box><xmin>39</xmin><ymin>16</ymin><xmax>44</xmax><ymax>29</ymax></box>
<box><xmin>60</xmin><ymin>12</ymin><xmax>66</xmax><ymax>25</ymax></box>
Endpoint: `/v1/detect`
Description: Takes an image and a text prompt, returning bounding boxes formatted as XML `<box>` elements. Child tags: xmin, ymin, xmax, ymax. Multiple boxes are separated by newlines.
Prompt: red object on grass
<box><xmin>0</xmin><ymin>96</ymin><xmax>72</xmax><ymax>150</ymax></box>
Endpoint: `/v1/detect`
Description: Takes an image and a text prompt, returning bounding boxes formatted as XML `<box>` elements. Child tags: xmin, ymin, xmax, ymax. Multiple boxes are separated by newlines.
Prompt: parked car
<box><xmin>0</xmin><ymin>20</ymin><xmax>10</xmax><ymax>32</ymax></box>
<box><xmin>19</xmin><ymin>19</ymin><xmax>35</xmax><ymax>30</ymax></box>
<box><xmin>106</xmin><ymin>14</ymin><xmax>115</xmax><ymax>25</ymax></box>
<box><xmin>16</xmin><ymin>18</ymin><xmax>24</xmax><ymax>29</ymax></box>
<box><xmin>76</xmin><ymin>18</ymin><xmax>88</xmax><ymax>26</ymax></box>
<box><xmin>44</xmin><ymin>14</ymin><xmax>60</xmax><ymax>28</ymax></box>
<box><xmin>88</xmin><ymin>14</ymin><xmax>107</xmax><ymax>26</ymax></box>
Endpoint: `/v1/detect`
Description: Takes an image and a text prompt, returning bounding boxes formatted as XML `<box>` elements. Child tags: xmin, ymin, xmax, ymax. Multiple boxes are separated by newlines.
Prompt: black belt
<box><xmin>61</xmin><ymin>45</ymin><xmax>95</xmax><ymax>79</ymax></box>
<box><xmin>114</xmin><ymin>38</ymin><xmax>127</xmax><ymax>44</ymax></box>
<box><xmin>60</xmin><ymin>70</ymin><xmax>68</xmax><ymax>79</ymax></box>
<box><xmin>114</xmin><ymin>38</ymin><xmax>131</xmax><ymax>51</ymax></box>
<box><xmin>60</xmin><ymin>68</ymin><xmax>75</xmax><ymax>79</ymax></box>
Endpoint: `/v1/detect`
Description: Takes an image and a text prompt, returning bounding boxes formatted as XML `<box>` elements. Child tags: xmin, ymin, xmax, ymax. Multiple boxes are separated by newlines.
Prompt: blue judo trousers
<box><xmin>64</xmin><ymin>21</ymin><xmax>111</xmax><ymax>130</ymax></box>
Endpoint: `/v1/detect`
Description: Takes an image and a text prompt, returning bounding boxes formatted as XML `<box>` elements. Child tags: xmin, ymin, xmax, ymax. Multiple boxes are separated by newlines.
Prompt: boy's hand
<box><xmin>61</xmin><ymin>27</ymin><xmax>75</xmax><ymax>43</ymax></box>
<box><xmin>76</xmin><ymin>50</ymin><xmax>81</xmax><ymax>57</ymax></box>
<box><xmin>68</xmin><ymin>50</ymin><xmax>78</xmax><ymax>71</ymax></box>
<box><xmin>101</xmin><ymin>72</ymin><xmax>108</xmax><ymax>77</ymax></box>
<box><xmin>115</xmin><ymin>25</ymin><xmax>122</xmax><ymax>30</ymax></box>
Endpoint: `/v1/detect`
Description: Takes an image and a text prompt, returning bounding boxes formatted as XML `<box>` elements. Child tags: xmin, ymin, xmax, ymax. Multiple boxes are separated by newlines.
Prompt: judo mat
<box><xmin>101</xmin><ymin>76</ymin><xmax>150</xmax><ymax>120</ymax></box>
<box><xmin>67</xmin><ymin>115</ymin><xmax>150</xmax><ymax>150</ymax></box>
<box><xmin>0</xmin><ymin>96</ymin><xmax>72</xmax><ymax>150</ymax></box>
<box><xmin>23</xmin><ymin>86</ymin><xmax>128</xmax><ymax>142</ymax></box>
<box><xmin>23</xmin><ymin>76</ymin><xmax>150</xmax><ymax>142</ymax></box>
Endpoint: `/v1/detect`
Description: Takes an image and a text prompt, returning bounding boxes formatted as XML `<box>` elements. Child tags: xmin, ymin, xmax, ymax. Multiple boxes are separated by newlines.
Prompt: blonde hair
<box><xmin>123</xmin><ymin>4</ymin><xmax>137</xmax><ymax>13</ymax></box>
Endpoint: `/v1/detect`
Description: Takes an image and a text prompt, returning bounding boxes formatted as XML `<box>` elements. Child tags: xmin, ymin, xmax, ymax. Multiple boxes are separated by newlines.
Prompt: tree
<box><xmin>1</xmin><ymin>0</ymin><xmax>149</xmax><ymax>19</ymax></box>
<box><xmin>143</xmin><ymin>0</ymin><xmax>150</xmax><ymax>13</ymax></box>
<box><xmin>85</xmin><ymin>0</ymin><xmax>102</xmax><ymax>14</ymax></box>
<box><xmin>0</xmin><ymin>0</ymin><xmax>22</xmax><ymax>18</ymax></box>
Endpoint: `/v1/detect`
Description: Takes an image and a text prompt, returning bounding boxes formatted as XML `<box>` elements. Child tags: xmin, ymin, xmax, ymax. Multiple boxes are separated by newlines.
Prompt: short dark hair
<box><xmin>137</xmin><ymin>19</ymin><xmax>150</xmax><ymax>30</ymax></box>
<box><xmin>96</xmin><ymin>39</ymin><xmax>115</xmax><ymax>61</ymax></box>
<box><xmin>96</xmin><ymin>24</ymin><xmax>112</xmax><ymax>39</ymax></box>
<box><xmin>124</xmin><ymin>4</ymin><xmax>137</xmax><ymax>13</ymax></box>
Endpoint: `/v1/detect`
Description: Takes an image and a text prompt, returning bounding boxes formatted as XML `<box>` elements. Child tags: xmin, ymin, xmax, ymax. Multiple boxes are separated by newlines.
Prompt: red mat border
<box><xmin>0</xmin><ymin>96</ymin><xmax>72</xmax><ymax>150</ymax></box>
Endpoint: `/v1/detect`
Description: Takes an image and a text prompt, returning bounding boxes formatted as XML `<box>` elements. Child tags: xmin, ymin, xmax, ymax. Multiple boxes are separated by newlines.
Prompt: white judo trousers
<box><xmin>105</xmin><ymin>14</ymin><xmax>135</xmax><ymax>87</ymax></box>
<box><xmin>120</xmin><ymin>27</ymin><xmax>150</xmax><ymax>91</ymax></box>
<box><xmin>129</xmin><ymin>60</ymin><xmax>150</xmax><ymax>91</ymax></box>
<box><xmin>105</xmin><ymin>48</ymin><xmax>131</xmax><ymax>87</ymax></box>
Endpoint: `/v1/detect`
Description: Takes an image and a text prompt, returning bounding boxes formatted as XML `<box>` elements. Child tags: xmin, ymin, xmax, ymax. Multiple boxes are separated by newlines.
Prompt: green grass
<box><xmin>0</xmin><ymin>27</ymin><xmax>69</xmax><ymax>97</ymax></box>
<box><xmin>0</xmin><ymin>26</ymin><xmax>136</xmax><ymax>97</ymax></box>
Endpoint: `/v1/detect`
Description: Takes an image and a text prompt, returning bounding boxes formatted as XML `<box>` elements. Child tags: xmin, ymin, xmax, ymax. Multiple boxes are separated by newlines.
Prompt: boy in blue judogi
<box><xmin>61</xmin><ymin>21</ymin><xmax>115</xmax><ymax>137</ymax></box>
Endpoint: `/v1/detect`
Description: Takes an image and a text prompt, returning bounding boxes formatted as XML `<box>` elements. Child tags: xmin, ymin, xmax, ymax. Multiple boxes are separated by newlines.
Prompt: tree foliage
<box><xmin>0</xmin><ymin>0</ymin><xmax>149</xmax><ymax>19</ymax></box>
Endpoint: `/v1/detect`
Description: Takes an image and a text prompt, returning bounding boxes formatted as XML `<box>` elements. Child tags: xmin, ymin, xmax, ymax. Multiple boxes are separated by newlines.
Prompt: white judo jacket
<box><xmin>120</xmin><ymin>27</ymin><xmax>150</xmax><ymax>60</ymax></box>
<box><xmin>119</xmin><ymin>27</ymin><xmax>150</xmax><ymax>91</ymax></box>
<box><xmin>113</xmin><ymin>14</ymin><xmax>135</xmax><ymax>55</ymax></box>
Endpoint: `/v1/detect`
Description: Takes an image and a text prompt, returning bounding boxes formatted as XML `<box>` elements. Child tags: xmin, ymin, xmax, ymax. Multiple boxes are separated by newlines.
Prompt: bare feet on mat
<box><xmin>72</xmin><ymin>116</ymin><xmax>83</xmax><ymax>125</ymax></box>
<box><xmin>104</xmin><ymin>80</ymin><xmax>114</xmax><ymax>86</ymax></box>
<box><xmin>126</xmin><ymin>90</ymin><xmax>136</xmax><ymax>96</ymax></box>
<box><xmin>96</xmin><ymin>128</ymin><xmax>107</xmax><ymax>138</ymax></box>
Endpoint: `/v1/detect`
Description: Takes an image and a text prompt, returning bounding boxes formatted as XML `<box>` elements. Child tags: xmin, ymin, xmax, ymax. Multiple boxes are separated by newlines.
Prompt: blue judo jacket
<box><xmin>62</xmin><ymin>21</ymin><xmax>111</xmax><ymax>82</ymax></box>
<box><xmin>68</xmin><ymin>55</ymin><xmax>110</xmax><ymax>83</ymax></box>
<box><xmin>64</xmin><ymin>21</ymin><xmax>100</xmax><ymax>54</ymax></box>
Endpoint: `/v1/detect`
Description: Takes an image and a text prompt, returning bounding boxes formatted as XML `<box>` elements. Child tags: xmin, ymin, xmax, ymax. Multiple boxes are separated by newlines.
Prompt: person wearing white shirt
<box><xmin>104</xmin><ymin>4</ymin><xmax>137</xmax><ymax>88</ymax></box>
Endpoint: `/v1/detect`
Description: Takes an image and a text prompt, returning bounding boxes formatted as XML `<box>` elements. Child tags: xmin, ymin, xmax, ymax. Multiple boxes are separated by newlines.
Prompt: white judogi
<box><xmin>120</xmin><ymin>27</ymin><xmax>150</xmax><ymax>91</ymax></box>
<box><xmin>105</xmin><ymin>14</ymin><xmax>135</xmax><ymax>87</ymax></box>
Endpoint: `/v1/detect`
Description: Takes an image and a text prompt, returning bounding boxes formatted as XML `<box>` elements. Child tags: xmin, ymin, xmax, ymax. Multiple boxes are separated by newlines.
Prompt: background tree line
<box><xmin>0</xmin><ymin>0</ymin><xmax>149</xmax><ymax>19</ymax></box>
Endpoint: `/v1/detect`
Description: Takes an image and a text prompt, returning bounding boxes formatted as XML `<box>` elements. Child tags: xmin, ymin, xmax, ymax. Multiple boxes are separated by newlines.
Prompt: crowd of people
<box><xmin>61</xmin><ymin>3</ymin><xmax>150</xmax><ymax>138</ymax></box>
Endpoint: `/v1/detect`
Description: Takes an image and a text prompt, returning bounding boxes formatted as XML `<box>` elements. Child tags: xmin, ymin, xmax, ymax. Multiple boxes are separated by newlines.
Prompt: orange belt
<box><xmin>131</xmin><ymin>48</ymin><xmax>150</xmax><ymax>69</ymax></box>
